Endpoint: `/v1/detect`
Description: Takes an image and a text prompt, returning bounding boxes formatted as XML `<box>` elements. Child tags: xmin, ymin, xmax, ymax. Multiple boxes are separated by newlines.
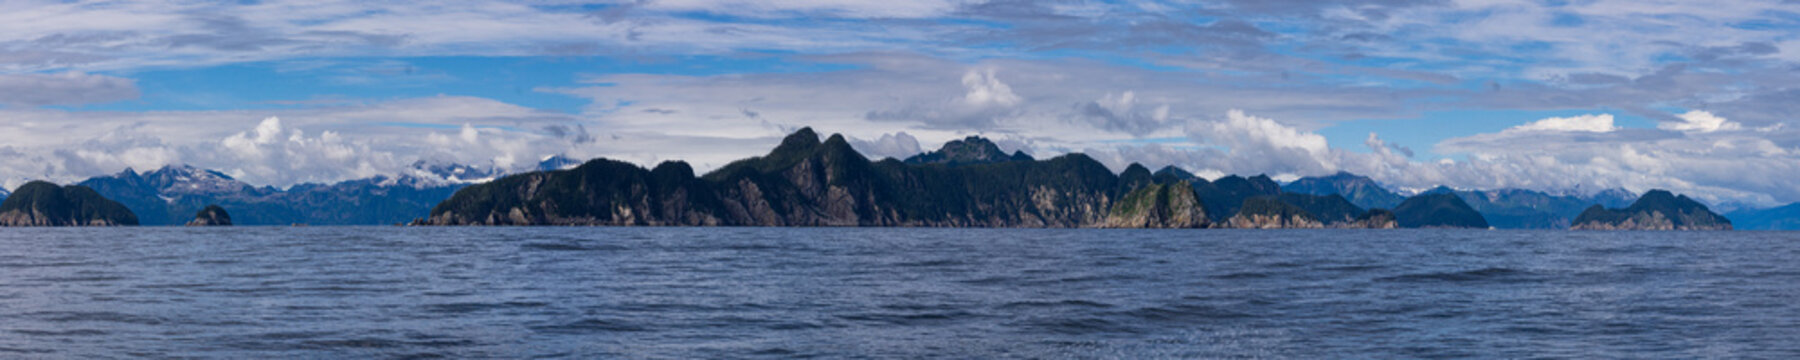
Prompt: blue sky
<box><xmin>2</xmin><ymin>0</ymin><xmax>1800</xmax><ymax>206</ymax></box>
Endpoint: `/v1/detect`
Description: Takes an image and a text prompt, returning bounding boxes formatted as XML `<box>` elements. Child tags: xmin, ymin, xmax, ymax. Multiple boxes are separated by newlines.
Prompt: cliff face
<box><xmin>1226</xmin><ymin>197</ymin><xmax>1323</xmax><ymax>229</ymax></box>
<box><xmin>428</xmin><ymin>128</ymin><xmax>1129</xmax><ymax>227</ymax></box>
<box><xmin>1274</xmin><ymin>193</ymin><xmax>1364</xmax><ymax>225</ymax></box>
<box><xmin>1103</xmin><ymin>182</ymin><xmax>1209</xmax><ymax>228</ymax></box>
<box><xmin>1571</xmin><ymin>190</ymin><xmax>1730</xmax><ymax>230</ymax></box>
<box><xmin>1340</xmin><ymin>209</ymin><xmax>1398</xmax><ymax>229</ymax></box>
<box><xmin>0</xmin><ymin>181</ymin><xmax>138</xmax><ymax>227</ymax></box>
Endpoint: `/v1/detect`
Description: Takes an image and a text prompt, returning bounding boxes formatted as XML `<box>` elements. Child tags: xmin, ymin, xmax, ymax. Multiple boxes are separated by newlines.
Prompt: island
<box><xmin>1391</xmin><ymin>193</ymin><xmax>1489</xmax><ymax>229</ymax></box>
<box><xmin>423</xmin><ymin>128</ymin><xmax>1484</xmax><ymax>228</ymax></box>
<box><xmin>1571</xmin><ymin>190</ymin><xmax>1731</xmax><ymax>230</ymax></box>
<box><xmin>0</xmin><ymin>181</ymin><xmax>139</xmax><ymax>226</ymax></box>
<box><xmin>186</xmin><ymin>205</ymin><xmax>233</xmax><ymax>226</ymax></box>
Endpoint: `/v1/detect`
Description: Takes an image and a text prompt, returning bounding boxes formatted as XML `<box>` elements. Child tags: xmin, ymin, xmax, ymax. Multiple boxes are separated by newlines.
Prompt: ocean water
<box><xmin>0</xmin><ymin>227</ymin><xmax>1796</xmax><ymax>359</ymax></box>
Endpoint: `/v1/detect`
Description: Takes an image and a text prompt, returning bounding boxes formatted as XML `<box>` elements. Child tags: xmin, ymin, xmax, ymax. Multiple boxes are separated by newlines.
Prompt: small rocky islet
<box><xmin>186</xmin><ymin>205</ymin><xmax>233</xmax><ymax>226</ymax></box>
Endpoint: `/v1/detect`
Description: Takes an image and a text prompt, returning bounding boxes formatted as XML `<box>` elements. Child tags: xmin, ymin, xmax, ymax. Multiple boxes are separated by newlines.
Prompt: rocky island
<box><xmin>1571</xmin><ymin>190</ymin><xmax>1731</xmax><ymax>230</ymax></box>
<box><xmin>187</xmin><ymin>205</ymin><xmax>233</xmax><ymax>226</ymax></box>
<box><xmin>424</xmin><ymin>128</ymin><xmax>1479</xmax><ymax>228</ymax></box>
<box><xmin>1391</xmin><ymin>193</ymin><xmax>1489</xmax><ymax>229</ymax></box>
<box><xmin>0</xmin><ymin>181</ymin><xmax>138</xmax><ymax>226</ymax></box>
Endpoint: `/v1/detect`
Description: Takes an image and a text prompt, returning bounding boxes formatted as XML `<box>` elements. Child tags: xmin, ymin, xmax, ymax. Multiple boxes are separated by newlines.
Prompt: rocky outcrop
<box><xmin>1571</xmin><ymin>190</ymin><xmax>1730</xmax><ymax>230</ymax></box>
<box><xmin>0</xmin><ymin>181</ymin><xmax>138</xmax><ymax>226</ymax></box>
<box><xmin>1339</xmin><ymin>209</ymin><xmax>1398</xmax><ymax>229</ymax></box>
<box><xmin>1393</xmin><ymin>193</ymin><xmax>1488</xmax><ymax>228</ymax></box>
<box><xmin>1103</xmin><ymin>182</ymin><xmax>1209</xmax><ymax>228</ymax></box>
<box><xmin>1275</xmin><ymin>193</ymin><xmax>1364</xmax><ymax>225</ymax></box>
<box><xmin>1226</xmin><ymin>197</ymin><xmax>1323</xmax><ymax>229</ymax></box>
<box><xmin>186</xmin><ymin>205</ymin><xmax>232</xmax><ymax>226</ymax></box>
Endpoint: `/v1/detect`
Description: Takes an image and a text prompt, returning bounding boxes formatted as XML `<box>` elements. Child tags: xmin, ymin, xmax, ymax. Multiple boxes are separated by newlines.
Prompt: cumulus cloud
<box><xmin>221</xmin><ymin>116</ymin><xmax>285</xmax><ymax>157</ymax></box>
<box><xmin>1186</xmin><ymin>110</ymin><xmax>1335</xmax><ymax>176</ymax></box>
<box><xmin>1659</xmin><ymin>110</ymin><xmax>1741</xmax><ymax>133</ymax></box>
<box><xmin>960</xmin><ymin>68</ymin><xmax>1021</xmax><ymax>107</ymax></box>
<box><xmin>1507</xmin><ymin>114</ymin><xmax>1618</xmax><ymax>133</ymax></box>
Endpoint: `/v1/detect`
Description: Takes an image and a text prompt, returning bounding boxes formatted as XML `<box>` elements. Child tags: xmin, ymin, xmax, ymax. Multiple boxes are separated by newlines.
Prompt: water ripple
<box><xmin>0</xmin><ymin>227</ymin><xmax>1794</xmax><ymax>358</ymax></box>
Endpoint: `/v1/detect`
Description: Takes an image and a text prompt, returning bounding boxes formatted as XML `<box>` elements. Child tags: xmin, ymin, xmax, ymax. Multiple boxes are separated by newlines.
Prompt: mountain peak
<box><xmin>538</xmin><ymin>154</ymin><xmax>583</xmax><ymax>171</ymax></box>
<box><xmin>903</xmin><ymin>135</ymin><xmax>1016</xmax><ymax>166</ymax></box>
<box><xmin>1153</xmin><ymin>166</ymin><xmax>1197</xmax><ymax>179</ymax></box>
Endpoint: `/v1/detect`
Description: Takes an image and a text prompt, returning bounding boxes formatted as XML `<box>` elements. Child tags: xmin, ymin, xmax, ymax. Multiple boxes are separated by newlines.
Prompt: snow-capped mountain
<box><xmin>78</xmin><ymin>164</ymin><xmax>473</xmax><ymax>226</ymax></box>
<box><xmin>65</xmin><ymin>155</ymin><xmax>594</xmax><ymax>225</ymax></box>
<box><xmin>404</xmin><ymin>160</ymin><xmax>504</xmax><ymax>185</ymax></box>
<box><xmin>81</xmin><ymin>165</ymin><xmax>266</xmax><ymax>201</ymax></box>
<box><xmin>538</xmin><ymin>154</ymin><xmax>583</xmax><ymax>171</ymax></box>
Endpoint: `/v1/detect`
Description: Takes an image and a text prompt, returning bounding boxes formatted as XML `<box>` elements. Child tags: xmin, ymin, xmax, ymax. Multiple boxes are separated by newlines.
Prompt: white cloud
<box><xmin>642</xmin><ymin>0</ymin><xmax>959</xmax><ymax>18</ymax></box>
<box><xmin>0</xmin><ymin>71</ymin><xmax>137</xmax><ymax>106</ymax></box>
<box><xmin>1507</xmin><ymin>114</ymin><xmax>1618</xmax><ymax>133</ymax></box>
<box><xmin>1183</xmin><ymin>110</ymin><xmax>1335</xmax><ymax>177</ymax></box>
<box><xmin>460</xmin><ymin>123</ymin><xmax>480</xmax><ymax>143</ymax></box>
<box><xmin>221</xmin><ymin>116</ymin><xmax>284</xmax><ymax>157</ymax></box>
<box><xmin>961</xmin><ymin>68</ymin><xmax>1021</xmax><ymax>107</ymax></box>
<box><xmin>1659</xmin><ymin>110</ymin><xmax>1741</xmax><ymax>133</ymax></box>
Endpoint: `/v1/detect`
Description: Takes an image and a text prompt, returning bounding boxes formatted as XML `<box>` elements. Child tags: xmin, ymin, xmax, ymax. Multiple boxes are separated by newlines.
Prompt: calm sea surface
<box><xmin>0</xmin><ymin>227</ymin><xmax>1796</xmax><ymax>359</ymax></box>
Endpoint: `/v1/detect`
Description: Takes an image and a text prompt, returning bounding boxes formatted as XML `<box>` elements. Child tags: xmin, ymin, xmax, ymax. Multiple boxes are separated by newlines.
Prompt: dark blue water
<box><xmin>0</xmin><ymin>228</ymin><xmax>1796</xmax><ymax>358</ymax></box>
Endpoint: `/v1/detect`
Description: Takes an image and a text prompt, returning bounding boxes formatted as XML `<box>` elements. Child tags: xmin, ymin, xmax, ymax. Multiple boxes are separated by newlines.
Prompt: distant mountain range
<box><xmin>1283</xmin><ymin>173</ymin><xmax>1639</xmax><ymax>229</ymax></box>
<box><xmin>55</xmin><ymin>155</ymin><xmax>580</xmax><ymax>226</ymax></box>
<box><xmin>0</xmin><ymin>127</ymin><xmax>1753</xmax><ymax>230</ymax></box>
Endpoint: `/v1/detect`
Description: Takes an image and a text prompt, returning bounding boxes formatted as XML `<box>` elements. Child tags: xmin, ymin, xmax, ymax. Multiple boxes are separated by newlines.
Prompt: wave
<box><xmin>1374</xmin><ymin>267</ymin><xmax>1536</xmax><ymax>283</ymax></box>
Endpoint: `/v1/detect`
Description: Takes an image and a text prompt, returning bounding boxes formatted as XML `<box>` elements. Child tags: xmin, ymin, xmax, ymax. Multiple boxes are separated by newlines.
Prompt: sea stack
<box><xmin>187</xmin><ymin>205</ymin><xmax>233</xmax><ymax>226</ymax></box>
<box><xmin>0</xmin><ymin>181</ymin><xmax>139</xmax><ymax>226</ymax></box>
<box><xmin>1570</xmin><ymin>190</ymin><xmax>1730</xmax><ymax>230</ymax></box>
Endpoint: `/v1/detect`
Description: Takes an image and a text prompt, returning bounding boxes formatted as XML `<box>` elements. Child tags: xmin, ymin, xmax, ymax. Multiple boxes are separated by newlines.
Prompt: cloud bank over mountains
<box><xmin>1</xmin><ymin>0</ymin><xmax>1799</xmax><ymax>206</ymax></box>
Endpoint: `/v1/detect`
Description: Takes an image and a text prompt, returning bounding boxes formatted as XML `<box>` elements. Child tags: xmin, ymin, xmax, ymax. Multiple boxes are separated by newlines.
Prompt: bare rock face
<box><xmin>1104</xmin><ymin>182</ymin><xmax>1209</xmax><ymax>228</ymax></box>
<box><xmin>0</xmin><ymin>181</ymin><xmax>138</xmax><ymax>227</ymax></box>
<box><xmin>1337</xmin><ymin>209</ymin><xmax>1398</xmax><ymax>229</ymax></box>
<box><xmin>186</xmin><ymin>205</ymin><xmax>232</xmax><ymax>226</ymax></box>
<box><xmin>1222</xmin><ymin>197</ymin><xmax>1323</xmax><ymax>229</ymax></box>
<box><xmin>1227</xmin><ymin>213</ymin><xmax>1324</xmax><ymax>229</ymax></box>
